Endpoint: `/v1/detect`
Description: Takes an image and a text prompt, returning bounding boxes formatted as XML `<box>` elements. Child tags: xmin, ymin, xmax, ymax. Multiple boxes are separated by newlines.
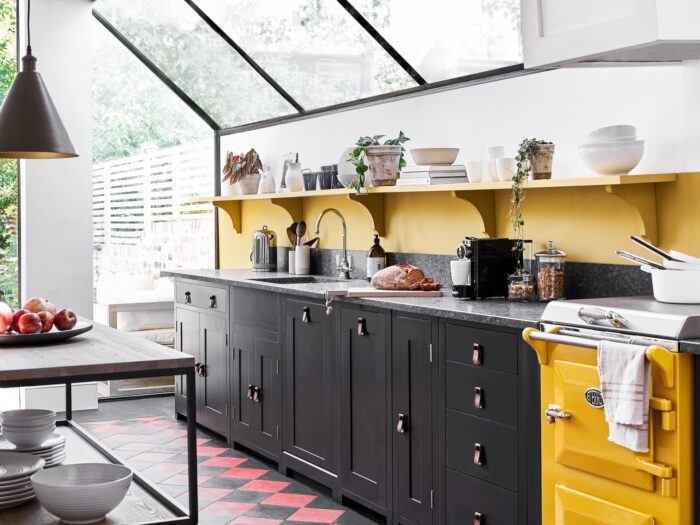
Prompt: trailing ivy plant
<box><xmin>510</xmin><ymin>138</ymin><xmax>550</xmax><ymax>268</ymax></box>
<box><xmin>347</xmin><ymin>131</ymin><xmax>410</xmax><ymax>194</ymax></box>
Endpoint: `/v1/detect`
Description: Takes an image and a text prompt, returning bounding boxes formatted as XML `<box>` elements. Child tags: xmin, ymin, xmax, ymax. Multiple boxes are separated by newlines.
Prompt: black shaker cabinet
<box><xmin>283</xmin><ymin>298</ymin><xmax>336</xmax><ymax>476</ymax></box>
<box><xmin>392</xmin><ymin>313</ymin><xmax>438</xmax><ymax>525</ymax></box>
<box><xmin>339</xmin><ymin>306</ymin><xmax>391</xmax><ymax>515</ymax></box>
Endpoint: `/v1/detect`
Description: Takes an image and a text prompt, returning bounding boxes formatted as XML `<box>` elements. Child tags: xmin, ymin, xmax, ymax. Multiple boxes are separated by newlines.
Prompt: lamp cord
<box><xmin>26</xmin><ymin>0</ymin><xmax>31</xmax><ymax>53</ymax></box>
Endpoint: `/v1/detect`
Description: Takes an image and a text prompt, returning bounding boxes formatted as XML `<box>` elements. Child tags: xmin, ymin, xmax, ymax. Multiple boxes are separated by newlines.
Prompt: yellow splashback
<box><xmin>218</xmin><ymin>173</ymin><xmax>700</xmax><ymax>268</ymax></box>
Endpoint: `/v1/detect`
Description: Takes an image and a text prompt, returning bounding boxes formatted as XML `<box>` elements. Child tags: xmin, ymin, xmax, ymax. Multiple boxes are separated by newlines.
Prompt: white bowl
<box><xmin>641</xmin><ymin>266</ymin><xmax>700</xmax><ymax>304</ymax></box>
<box><xmin>585</xmin><ymin>125</ymin><xmax>637</xmax><ymax>143</ymax></box>
<box><xmin>1</xmin><ymin>410</ymin><xmax>55</xmax><ymax>424</ymax></box>
<box><xmin>3</xmin><ymin>427</ymin><xmax>55</xmax><ymax>448</ymax></box>
<box><xmin>578</xmin><ymin>140</ymin><xmax>644</xmax><ymax>175</ymax></box>
<box><xmin>3</xmin><ymin>421</ymin><xmax>56</xmax><ymax>431</ymax></box>
<box><xmin>32</xmin><ymin>463</ymin><xmax>132</xmax><ymax>524</ymax></box>
<box><xmin>409</xmin><ymin>148</ymin><xmax>460</xmax><ymax>166</ymax></box>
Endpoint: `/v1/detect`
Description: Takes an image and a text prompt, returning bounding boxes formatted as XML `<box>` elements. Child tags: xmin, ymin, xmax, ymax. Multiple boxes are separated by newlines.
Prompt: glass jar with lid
<box><xmin>508</xmin><ymin>240</ymin><xmax>536</xmax><ymax>301</ymax></box>
<box><xmin>535</xmin><ymin>241</ymin><xmax>566</xmax><ymax>301</ymax></box>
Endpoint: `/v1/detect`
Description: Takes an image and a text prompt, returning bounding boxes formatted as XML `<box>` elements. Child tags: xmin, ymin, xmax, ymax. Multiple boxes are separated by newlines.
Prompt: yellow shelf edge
<box><xmin>192</xmin><ymin>173</ymin><xmax>678</xmax><ymax>204</ymax></box>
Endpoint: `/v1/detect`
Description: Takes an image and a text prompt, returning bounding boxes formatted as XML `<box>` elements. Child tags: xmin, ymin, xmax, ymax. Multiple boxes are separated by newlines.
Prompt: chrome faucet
<box><xmin>314</xmin><ymin>208</ymin><xmax>353</xmax><ymax>279</ymax></box>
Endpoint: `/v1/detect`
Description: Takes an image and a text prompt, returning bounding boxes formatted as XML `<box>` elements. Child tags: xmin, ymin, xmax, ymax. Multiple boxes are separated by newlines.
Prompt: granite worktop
<box><xmin>162</xmin><ymin>269</ymin><xmax>547</xmax><ymax>331</ymax></box>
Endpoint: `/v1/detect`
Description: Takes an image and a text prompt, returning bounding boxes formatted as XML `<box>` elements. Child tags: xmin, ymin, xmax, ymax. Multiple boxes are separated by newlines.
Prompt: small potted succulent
<box><xmin>222</xmin><ymin>148</ymin><xmax>263</xmax><ymax>196</ymax></box>
<box><xmin>516</xmin><ymin>138</ymin><xmax>555</xmax><ymax>180</ymax></box>
<box><xmin>348</xmin><ymin>131</ymin><xmax>410</xmax><ymax>193</ymax></box>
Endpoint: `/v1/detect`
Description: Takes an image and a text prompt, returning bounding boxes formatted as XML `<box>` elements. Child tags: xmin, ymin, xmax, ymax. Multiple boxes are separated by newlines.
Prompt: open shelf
<box><xmin>198</xmin><ymin>173</ymin><xmax>677</xmax><ymax>239</ymax></box>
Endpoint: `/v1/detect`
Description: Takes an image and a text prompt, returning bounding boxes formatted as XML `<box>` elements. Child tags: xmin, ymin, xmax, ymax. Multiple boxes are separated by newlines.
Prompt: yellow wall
<box><xmin>218</xmin><ymin>173</ymin><xmax>700</xmax><ymax>268</ymax></box>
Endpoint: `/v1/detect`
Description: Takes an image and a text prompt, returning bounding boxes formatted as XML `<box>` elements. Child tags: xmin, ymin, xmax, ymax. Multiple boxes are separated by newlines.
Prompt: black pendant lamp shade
<box><xmin>0</xmin><ymin>0</ymin><xmax>77</xmax><ymax>159</ymax></box>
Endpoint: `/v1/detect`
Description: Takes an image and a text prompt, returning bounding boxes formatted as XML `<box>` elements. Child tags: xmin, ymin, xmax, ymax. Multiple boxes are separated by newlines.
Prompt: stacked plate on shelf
<box><xmin>0</xmin><ymin>409</ymin><xmax>66</xmax><ymax>467</ymax></box>
<box><xmin>579</xmin><ymin>125</ymin><xmax>645</xmax><ymax>175</ymax></box>
<box><xmin>0</xmin><ymin>451</ymin><xmax>45</xmax><ymax>509</ymax></box>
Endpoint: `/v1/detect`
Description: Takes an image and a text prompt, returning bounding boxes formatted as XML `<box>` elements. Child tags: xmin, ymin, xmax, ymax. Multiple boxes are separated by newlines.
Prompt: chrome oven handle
<box><xmin>577</xmin><ymin>307</ymin><xmax>626</xmax><ymax>328</ymax></box>
<box><xmin>545</xmin><ymin>404</ymin><xmax>571</xmax><ymax>424</ymax></box>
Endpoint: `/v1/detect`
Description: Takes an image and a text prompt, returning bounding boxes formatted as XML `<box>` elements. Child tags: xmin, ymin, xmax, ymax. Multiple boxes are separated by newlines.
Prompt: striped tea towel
<box><xmin>597</xmin><ymin>340</ymin><xmax>651</xmax><ymax>452</ymax></box>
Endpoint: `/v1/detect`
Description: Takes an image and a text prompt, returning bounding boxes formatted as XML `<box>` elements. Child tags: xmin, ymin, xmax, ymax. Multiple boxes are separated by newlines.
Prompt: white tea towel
<box><xmin>597</xmin><ymin>340</ymin><xmax>651</xmax><ymax>452</ymax></box>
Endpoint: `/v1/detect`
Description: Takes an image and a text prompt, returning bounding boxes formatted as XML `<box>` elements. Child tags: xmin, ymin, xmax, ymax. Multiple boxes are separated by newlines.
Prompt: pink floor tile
<box><xmin>162</xmin><ymin>474</ymin><xmax>212</xmax><ymax>486</ymax></box>
<box><xmin>197</xmin><ymin>446</ymin><xmax>228</xmax><ymax>457</ymax></box>
<box><xmin>202</xmin><ymin>501</ymin><xmax>256</xmax><ymax>517</ymax></box>
<box><xmin>286</xmin><ymin>508</ymin><xmax>345</xmax><ymax>523</ymax></box>
<box><xmin>197</xmin><ymin>487</ymin><xmax>233</xmax><ymax>500</ymax></box>
<box><xmin>201</xmin><ymin>457</ymin><xmax>247</xmax><ymax>468</ymax></box>
<box><xmin>130</xmin><ymin>452</ymin><xmax>176</xmax><ymax>463</ymax></box>
<box><xmin>129</xmin><ymin>416</ymin><xmax>163</xmax><ymax>422</ymax></box>
<box><xmin>261</xmin><ymin>493</ymin><xmax>316</xmax><ymax>508</ymax></box>
<box><xmin>238</xmin><ymin>480</ymin><xmax>290</xmax><ymax>493</ymax></box>
<box><xmin>168</xmin><ymin>437</ymin><xmax>211</xmax><ymax>447</ymax></box>
<box><xmin>220</xmin><ymin>467</ymin><xmax>268</xmax><ymax>480</ymax></box>
<box><xmin>228</xmin><ymin>517</ymin><xmax>283</xmax><ymax>525</ymax></box>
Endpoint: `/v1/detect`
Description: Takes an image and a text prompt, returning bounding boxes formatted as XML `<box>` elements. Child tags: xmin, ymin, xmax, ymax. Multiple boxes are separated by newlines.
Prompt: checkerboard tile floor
<box><xmin>84</xmin><ymin>416</ymin><xmax>377</xmax><ymax>525</ymax></box>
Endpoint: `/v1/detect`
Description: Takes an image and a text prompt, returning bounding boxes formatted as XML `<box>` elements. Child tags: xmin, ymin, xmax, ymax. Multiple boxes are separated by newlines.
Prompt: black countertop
<box><xmin>162</xmin><ymin>269</ymin><xmax>548</xmax><ymax>331</ymax></box>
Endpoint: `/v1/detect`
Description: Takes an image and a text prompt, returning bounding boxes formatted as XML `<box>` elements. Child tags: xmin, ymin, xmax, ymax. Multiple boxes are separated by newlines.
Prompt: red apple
<box><xmin>0</xmin><ymin>302</ymin><xmax>12</xmax><ymax>333</ymax></box>
<box><xmin>54</xmin><ymin>309</ymin><xmax>77</xmax><ymax>331</ymax></box>
<box><xmin>18</xmin><ymin>313</ymin><xmax>42</xmax><ymax>334</ymax></box>
<box><xmin>44</xmin><ymin>301</ymin><xmax>57</xmax><ymax>316</ymax></box>
<box><xmin>37</xmin><ymin>311</ymin><xmax>54</xmax><ymax>333</ymax></box>
<box><xmin>23</xmin><ymin>297</ymin><xmax>48</xmax><ymax>314</ymax></box>
<box><xmin>11</xmin><ymin>308</ymin><xmax>28</xmax><ymax>332</ymax></box>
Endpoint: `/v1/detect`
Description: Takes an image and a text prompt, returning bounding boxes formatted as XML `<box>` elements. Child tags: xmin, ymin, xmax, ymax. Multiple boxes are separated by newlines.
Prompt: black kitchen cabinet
<box><xmin>392</xmin><ymin>313</ymin><xmax>437</xmax><ymax>525</ymax></box>
<box><xmin>174</xmin><ymin>307</ymin><xmax>198</xmax><ymax>414</ymax></box>
<box><xmin>230</xmin><ymin>326</ymin><xmax>281</xmax><ymax>460</ymax></box>
<box><xmin>339</xmin><ymin>306</ymin><xmax>391</xmax><ymax>515</ymax></box>
<box><xmin>283</xmin><ymin>298</ymin><xmax>335</xmax><ymax>476</ymax></box>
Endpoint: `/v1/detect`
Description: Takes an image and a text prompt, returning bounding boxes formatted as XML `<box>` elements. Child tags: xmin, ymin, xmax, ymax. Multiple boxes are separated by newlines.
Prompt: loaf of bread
<box><xmin>371</xmin><ymin>264</ymin><xmax>426</xmax><ymax>290</ymax></box>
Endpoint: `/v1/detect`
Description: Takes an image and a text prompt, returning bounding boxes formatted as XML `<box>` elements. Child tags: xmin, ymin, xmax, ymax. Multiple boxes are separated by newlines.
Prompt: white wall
<box><xmin>19</xmin><ymin>0</ymin><xmax>93</xmax><ymax>316</ymax></box>
<box><xmin>221</xmin><ymin>65</ymin><xmax>696</xmax><ymax>182</ymax></box>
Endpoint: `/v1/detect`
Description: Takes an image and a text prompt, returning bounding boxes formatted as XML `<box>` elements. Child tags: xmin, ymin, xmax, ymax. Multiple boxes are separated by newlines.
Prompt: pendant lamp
<box><xmin>0</xmin><ymin>0</ymin><xmax>77</xmax><ymax>158</ymax></box>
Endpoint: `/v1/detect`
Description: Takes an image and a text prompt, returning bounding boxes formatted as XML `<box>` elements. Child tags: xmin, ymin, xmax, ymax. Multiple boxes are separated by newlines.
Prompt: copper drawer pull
<box><xmin>396</xmin><ymin>413</ymin><xmax>407</xmax><ymax>434</ymax></box>
<box><xmin>252</xmin><ymin>386</ymin><xmax>261</xmax><ymax>403</ymax></box>
<box><xmin>472</xmin><ymin>343</ymin><xmax>482</xmax><ymax>366</ymax></box>
<box><xmin>473</xmin><ymin>512</ymin><xmax>483</xmax><ymax>525</ymax></box>
<box><xmin>473</xmin><ymin>443</ymin><xmax>484</xmax><ymax>465</ymax></box>
<box><xmin>247</xmin><ymin>384</ymin><xmax>254</xmax><ymax>400</ymax></box>
<box><xmin>184</xmin><ymin>291</ymin><xmax>191</xmax><ymax>304</ymax></box>
<box><xmin>302</xmin><ymin>307</ymin><xmax>310</xmax><ymax>323</ymax></box>
<box><xmin>357</xmin><ymin>318</ymin><xmax>367</xmax><ymax>336</ymax></box>
<box><xmin>209</xmin><ymin>295</ymin><xmax>217</xmax><ymax>309</ymax></box>
<box><xmin>474</xmin><ymin>386</ymin><xmax>483</xmax><ymax>409</ymax></box>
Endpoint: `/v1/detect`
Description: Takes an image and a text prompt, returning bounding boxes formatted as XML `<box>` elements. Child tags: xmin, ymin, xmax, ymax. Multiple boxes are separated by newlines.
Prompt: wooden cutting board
<box><xmin>327</xmin><ymin>287</ymin><xmax>443</xmax><ymax>298</ymax></box>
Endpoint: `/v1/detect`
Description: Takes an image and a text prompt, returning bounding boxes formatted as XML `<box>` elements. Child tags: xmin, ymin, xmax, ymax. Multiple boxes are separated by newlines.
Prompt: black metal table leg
<box><xmin>65</xmin><ymin>381</ymin><xmax>72</xmax><ymax>420</ymax></box>
<box><xmin>186</xmin><ymin>369</ymin><xmax>198</xmax><ymax>524</ymax></box>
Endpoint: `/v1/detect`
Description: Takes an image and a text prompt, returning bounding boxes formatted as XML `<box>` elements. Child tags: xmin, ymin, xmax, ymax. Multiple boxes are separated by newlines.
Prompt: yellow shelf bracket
<box><xmin>213</xmin><ymin>201</ymin><xmax>242</xmax><ymax>234</ymax></box>
<box><xmin>270</xmin><ymin>198</ymin><xmax>304</xmax><ymax>224</ymax></box>
<box><xmin>451</xmin><ymin>190</ymin><xmax>497</xmax><ymax>238</ymax></box>
<box><xmin>605</xmin><ymin>184</ymin><xmax>659</xmax><ymax>244</ymax></box>
<box><xmin>347</xmin><ymin>193</ymin><xmax>385</xmax><ymax>236</ymax></box>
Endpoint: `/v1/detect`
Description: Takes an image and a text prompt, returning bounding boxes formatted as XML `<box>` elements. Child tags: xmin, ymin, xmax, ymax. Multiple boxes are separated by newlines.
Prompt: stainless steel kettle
<box><xmin>251</xmin><ymin>225</ymin><xmax>276</xmax><ymax>271</ymax></box>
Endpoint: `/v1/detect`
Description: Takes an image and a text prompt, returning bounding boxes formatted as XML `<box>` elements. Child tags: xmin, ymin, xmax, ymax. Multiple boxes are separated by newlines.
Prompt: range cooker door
<box><xmin>551</xmin><ymin>358</ymin><xmax>655</xmax><ymax>490</ymax></box>
<box><xmin>554</xmin><ymin>485</ymin><xmax>654</xmax><ymax>525</ymax></box>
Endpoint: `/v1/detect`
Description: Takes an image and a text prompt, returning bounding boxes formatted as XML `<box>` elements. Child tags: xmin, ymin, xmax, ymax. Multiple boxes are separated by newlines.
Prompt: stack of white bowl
<box><xmin>579</xmin><ymin>125</ymin><xmax>645</xmax><ymax>175</ymax></box>
<box><xmin>0</xmin><ymin>451</ymin><xmax>45</xmax><ymax>509</ymax></box>
<box><xmin>0</xmin><ymin>410</ymin><xmax>65</xmax><ymax>467</ymax></box>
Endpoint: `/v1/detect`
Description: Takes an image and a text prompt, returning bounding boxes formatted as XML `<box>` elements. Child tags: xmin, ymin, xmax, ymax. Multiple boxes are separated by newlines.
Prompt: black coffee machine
<box><xmin>452</xmin><ymin>237</ymin><xmax>520</xmax><ymax>300</ymax></box>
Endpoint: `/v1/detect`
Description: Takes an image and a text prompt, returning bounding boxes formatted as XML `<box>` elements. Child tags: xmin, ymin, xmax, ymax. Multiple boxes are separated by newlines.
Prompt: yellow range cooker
<box><xmin>523</xmin><ymin>297</ymin><xmax>699</xmax><ymax>525</ymax></box>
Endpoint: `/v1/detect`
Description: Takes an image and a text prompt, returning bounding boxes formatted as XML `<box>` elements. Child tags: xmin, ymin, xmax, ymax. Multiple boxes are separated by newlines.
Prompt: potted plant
<box><xmin>222</xmin><ymin>148</ymin><xmax>263</xmax><ymax>196</ymax></box>
<box><xmin>516</xmin><ymin>138</ymin><xmax>555</xmax><ymax>180</ymax></box>
<box><xmin>347</xmin><ymin>131</ymin><xmax>410</xmax><ymax>192</ymax></box>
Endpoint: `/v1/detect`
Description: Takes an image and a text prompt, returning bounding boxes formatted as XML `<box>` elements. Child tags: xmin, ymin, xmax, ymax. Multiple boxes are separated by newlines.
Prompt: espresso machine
<box><xmin>451</xmin><ymin>237</ymin><xmax>519</xmax><ymax>299</ymax></box>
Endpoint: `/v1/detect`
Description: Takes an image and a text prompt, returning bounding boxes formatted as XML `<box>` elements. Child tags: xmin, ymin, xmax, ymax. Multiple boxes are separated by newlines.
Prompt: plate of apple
<box><xmin>0</xmin><ymin>297</ymin><xmax>92</xmax><ymax>345</ymax></box>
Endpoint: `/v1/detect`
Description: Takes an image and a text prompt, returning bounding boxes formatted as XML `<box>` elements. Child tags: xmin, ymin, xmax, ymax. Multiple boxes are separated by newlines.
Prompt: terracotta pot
<box><xmin>531</xmin><ymin>143</ymin><xmax>555</xmax><ymax>180</ymax></box>
<box><xmin>365</xmin><ymin>145</ymin><xmax>401</xmax><ymax>186</ymax></box>
<box><xmin>237</xmin><ymin>173</ymin><xmax>261</xmax><ymax>195</ymax></box>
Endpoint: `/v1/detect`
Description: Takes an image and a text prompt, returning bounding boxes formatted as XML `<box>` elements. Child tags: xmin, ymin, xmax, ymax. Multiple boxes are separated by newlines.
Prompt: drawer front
<box><xmin>446</xmin><ymin>362</ymin><xmax>518</xmax><ymax>426</ymax></box>
<box><xmin>175</xmin><ymin>280</ymin><xmax>228</xmax><ymax>313</ymax></box>
<box><xmin>445</xmin><ymin>323</ymin><xmax>517</xmax><ymax>374</ymax></box>
<box><xmin>445</xmin><ymin>468</ymin><xmax>517</xmax><ymax>525</ymax></box>
<box><xmin>231</xmin><ymin>286</ymin><xmax>279</xmax><ymax>332</ymax></box>
<box><xmin>446</xmin><ymin>410</ymin><xmax>518</xmax><ymax>491</ymax></box>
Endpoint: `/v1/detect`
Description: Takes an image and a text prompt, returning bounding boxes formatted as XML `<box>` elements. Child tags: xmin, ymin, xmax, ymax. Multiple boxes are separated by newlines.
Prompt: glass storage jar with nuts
<box><xmin>535</xmin><ymin>241</ymin><xmax>566</xmax><ymax>301</ymax></box>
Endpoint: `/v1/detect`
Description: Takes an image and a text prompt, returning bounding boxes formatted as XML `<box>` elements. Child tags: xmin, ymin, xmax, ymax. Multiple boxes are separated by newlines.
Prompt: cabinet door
<box><xmin>199</xmin><ymin>312</ymin><xmax>229</xmax><ymax>436</ymax></box>
<box><xmin>254</xmin><ymin>335</ymin><xmax>281</xmax><ymax>457</ymax></box>
<box><xmin>393</xmin><ymin>313</ymin><xmax>434</xmax><ymax>525</ymax></box>
<box><xmin>283</xmin><ymin>300</ymin><xmax>334</xmax><ymax>472</ymax></box>
<box><xmin>340</xmin><ymin>308</ymin><xmax>389</xmax><ymax>512</ymax></box>
<box><xmin>175</xmin><ymin>307</ymin><xmax>199</xmax><ymax>413</ymax></box>
<box><xmin>231</xmin><ymin>331</ymin><xmax>257</xmax><ymax>446</ymax></box>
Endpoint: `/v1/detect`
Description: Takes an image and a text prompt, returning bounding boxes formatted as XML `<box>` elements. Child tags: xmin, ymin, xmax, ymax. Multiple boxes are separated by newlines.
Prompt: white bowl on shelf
<box><xmin>1</xmin><ymin>410</ymin><xmax>55</xmax><ymax>427</ymax></box>
<box><xmin>2</xmin><ymin>427</ymin><xmax>56</xmax><ymax>448</ymax></box>
<box><xmin>585</xmin><ymin>125</ymin><xmax>637</xmax><ymax>143</ymax></box>
<box><xmin>32</xmin><ymin>463</ymin><xmax>133</xmax><ymax>524</ymax></box>
<box><xmin>578</xmin><ymin>139</ymin><xmax>645</xmax><ymax>175</ymax></box>
<box><xmin>409</xmin><ymin>148</ymin><xmax>460</xmax><ymax>166</ymax></box>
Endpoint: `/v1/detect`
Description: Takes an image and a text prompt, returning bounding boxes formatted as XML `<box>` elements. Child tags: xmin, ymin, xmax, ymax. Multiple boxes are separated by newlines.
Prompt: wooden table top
<box><xmin>0</xmin><ymin>322</ymin><xmax>193</xmax><ymax>384</ymax></box>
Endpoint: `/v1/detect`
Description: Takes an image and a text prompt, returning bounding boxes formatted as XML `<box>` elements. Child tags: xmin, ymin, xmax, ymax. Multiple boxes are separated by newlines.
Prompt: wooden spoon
<box><xmin>286</xmin><ymin>227</ymin><xmax>296</xmax><ymax>246</ymax></box>
<box><xmin>296</xmin><ymin>221</ymin><xmax>306</xmax><ymax>246</ymax></box>
<box><xmin>290</xmin><ymin>222</ymin><xmax>298</xmax><ymax>246</ymax></box>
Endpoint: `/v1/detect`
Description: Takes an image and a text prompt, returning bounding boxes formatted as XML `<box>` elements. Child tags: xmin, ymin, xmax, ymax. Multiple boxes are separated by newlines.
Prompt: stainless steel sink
<box><xmin>246</xmin><ymin>276</ymin><xmax>345</xmax><ymax>285</ymax></box>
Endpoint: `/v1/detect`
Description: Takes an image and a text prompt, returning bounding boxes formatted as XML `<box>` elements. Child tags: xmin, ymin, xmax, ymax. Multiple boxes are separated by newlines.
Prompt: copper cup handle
<box><xmin>473</xmin><ymin>443</ymin><xmax>484</xmax><ymax>465</ymax></box>
<box><xmin>472</xmin><ymin>343</ymin><xmax>482</xmax><ymax>366</ymax></box>
<box><xmin>474</xmin><ymin>386</ymin><xmax>483</xmax><ymax>409</ymax></box>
